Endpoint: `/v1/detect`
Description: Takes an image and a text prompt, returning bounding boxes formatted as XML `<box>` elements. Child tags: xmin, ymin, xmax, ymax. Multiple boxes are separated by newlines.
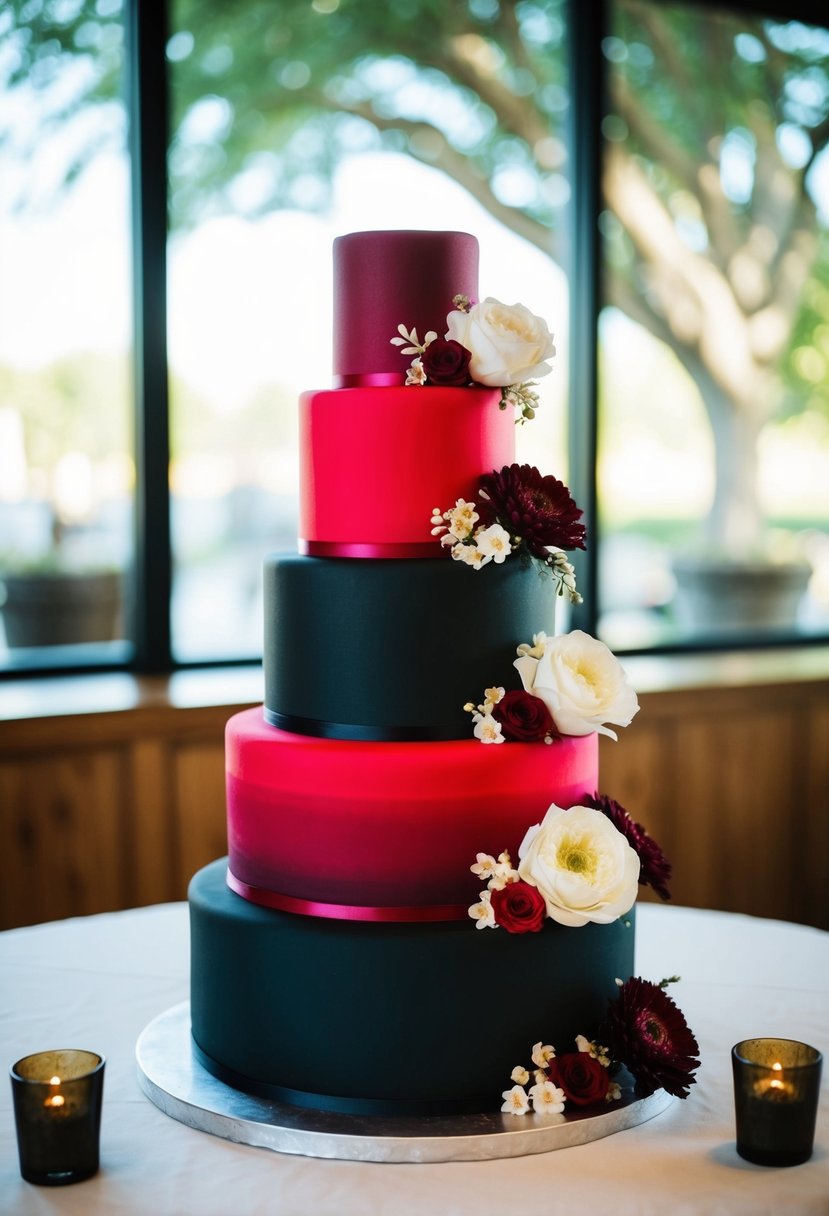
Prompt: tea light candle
<box><xmin>752</xmin><ymin>1061</ymin><xmax>794</xmax><ymax>1100</ymax></box>
<box><xmin>732</xmin><ymin>1038</ymin><xmax>822</xmax><ymax>1167</ymax></box>
<box><xmin>10</xmin><ymin>1050</ymin><xmax>105</xmax><ymax>1186</ymax></box>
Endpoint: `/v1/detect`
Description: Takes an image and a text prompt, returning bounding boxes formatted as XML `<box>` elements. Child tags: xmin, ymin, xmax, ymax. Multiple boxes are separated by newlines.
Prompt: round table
<box><xmin>1</xmin><ymin>900</ymin><xmax>827</xmax><ymax>1214</ymax></box>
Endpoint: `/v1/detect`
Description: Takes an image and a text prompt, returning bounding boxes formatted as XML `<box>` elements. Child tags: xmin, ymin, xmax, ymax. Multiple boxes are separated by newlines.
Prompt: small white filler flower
<box><xmin>472</xmin><ymin>711</ymin><xmax>504</xmax><ymax>743</ymax></box>
<box><xmin>501</xmin><ymin>1085</ymin><xmax>531</xmax><ymax>1116</ymax></box>
<box><xmin>468</xmin><ymin>890</ymin><xmax>496</xmax><ymax>929</ymax></box>
<box><xmin>528</xmin><ymin>1081</ymin><xmax>566</xmax><ymax>1115</ymax></box>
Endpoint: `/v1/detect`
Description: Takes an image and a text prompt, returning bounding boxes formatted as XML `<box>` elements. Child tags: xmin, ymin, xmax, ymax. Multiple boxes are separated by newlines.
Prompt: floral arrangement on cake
<box><xmin>468</xmin><ymin>792</ymin><xmax>672</xmax><ymax>934</ymax></box>
<box><xmin>461</xmin><ymin>629</ymin><xmax>696</xmax><ymax>1108</ymax></box>
<box><xmin>502</xmin><ymin>976</ymin><xmax>700</xmax><ymax>1116</ymax></box>
<box><xmin>469</xmin><ymin>801</ymin><xmax>698</xmax><ymax>1111</ymax></box>
<box><xmin>430</xmin><ymin>463</ymin><xmax>585</xmax><ymax>599</ymax></box>
<box><xmin>466</xmin><ymin>629</ymin><xmax>669</xmax><ymax>931</ymax></box>
<box><xmin>465</xmin><ymin>630</ymin><xmax>639</xmax><ymax>744</ymax></box>
<box><xmin>407</xmin><ymin>315</ymin><xmax>699</xmax><ymax>1109</ymax></box>
<box><xmin>391</xmin><ymin>295</ymin><xmax>556</xmax><ymax>420</ymax></box>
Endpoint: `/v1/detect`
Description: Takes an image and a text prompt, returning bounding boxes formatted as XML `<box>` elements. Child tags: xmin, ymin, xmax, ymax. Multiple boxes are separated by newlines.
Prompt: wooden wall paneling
<box><xmin>0</xmin><ymin>762</ymin><xmax>32</xmax><ymax>929</ymax></box>
<box><xmin>599</xmin><ymin>715</ymin><xmax>678</xmax><ymax>908</ymax></box>
<box><xmin>124</xmin><ymin>738</ymin><xmax>178</xmax><ymax>910</ymax></box>
<box><xmin>673</xmin><ymin>709</ymin><xmax>796</xmax><ymax>922</ymax></box>
<box><xmin>0</xmin><ymin>747</ymin><xmax>130</xmax><ymax>929</ymax></box>
<box><xmin>170</xmin><ymin>741</ymin><xmax>228</xmax><ymax>898</ymax></box>
<box><xmin>800</xmin><ymin>698</ymin><xmax>829</xmax><ymax>929</ymax></box>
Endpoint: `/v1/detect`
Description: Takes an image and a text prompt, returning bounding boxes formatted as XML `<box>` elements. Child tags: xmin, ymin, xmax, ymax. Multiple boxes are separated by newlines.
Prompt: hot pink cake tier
<box><xmin>226</xmin><ymin>706</ymin><xmax>599</xmax><ymax>918</ymax></box>
<box><xmin>298</xmin><ymin>385</ymin><xmax>510</xmax><ymax>555</ymax></box>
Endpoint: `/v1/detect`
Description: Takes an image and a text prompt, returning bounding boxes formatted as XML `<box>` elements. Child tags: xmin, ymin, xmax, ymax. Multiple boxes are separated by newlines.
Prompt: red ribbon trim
<box><xmin>297</xmin><ymin>539</ymin><xmax>441</xmax><ymax>558</ymax></box>
<box><xmin>226</xmin><ymin>869</ymin><xmax>469</xmax><ymax>923</ymax></box>
<box><xmin>333</xmin><ymin>372</ymin><xmax>404</xmax><ymax>388</ymax></box>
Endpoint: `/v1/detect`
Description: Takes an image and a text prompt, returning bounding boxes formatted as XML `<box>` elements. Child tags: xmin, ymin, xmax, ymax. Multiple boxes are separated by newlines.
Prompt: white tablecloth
<box><xmin>1</xmin><ymin>901</ymin><xmax>827</xmax><ymax>1215</ymax></box>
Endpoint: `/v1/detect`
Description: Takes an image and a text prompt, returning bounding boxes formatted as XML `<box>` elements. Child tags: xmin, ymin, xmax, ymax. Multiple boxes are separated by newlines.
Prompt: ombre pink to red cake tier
<box><xmin>298</xmin><ymin>386</ymin><xmax>511</xmax><ymax>554</ymax></box>
<box><xmin>226</xmin><ymin>707</ymin><xmax>599</xmax><ymax>919</ymax></box>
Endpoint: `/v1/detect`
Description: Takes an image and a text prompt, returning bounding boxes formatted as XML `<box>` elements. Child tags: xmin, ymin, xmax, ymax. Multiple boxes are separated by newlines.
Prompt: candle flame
<box><xmin>44</xmin><ymin>1075</ymin><xmax>65</xmax><ymax>1108</ymax></box>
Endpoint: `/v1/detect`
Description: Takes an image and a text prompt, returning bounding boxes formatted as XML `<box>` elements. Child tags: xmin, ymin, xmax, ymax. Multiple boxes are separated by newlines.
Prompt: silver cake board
<box><xmin>136</xmin><ymin>1002</ymin><xmax>674</xmax><ymax>1165</ymax></box>
<box><xmin>135</xmin><ymin>1001</ymin><xmax>675</xmax><ymax>1162</ymax></box>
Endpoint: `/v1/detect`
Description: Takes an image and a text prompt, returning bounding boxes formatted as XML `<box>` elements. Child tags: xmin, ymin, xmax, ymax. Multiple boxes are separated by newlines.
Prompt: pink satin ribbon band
<box><xmin>298</xmin><ymin>540</ymin><xmax>441</xmax><ymax>558</ymax></box>
<box><xmin>334</xmin><ymin>372</ymin><xmax>405</xmax><ymax>388</ymax></box>
<box><xmin>226</xmin><ymin>869</ymin><xmax>469</xmax><ymax>923</ymax></box>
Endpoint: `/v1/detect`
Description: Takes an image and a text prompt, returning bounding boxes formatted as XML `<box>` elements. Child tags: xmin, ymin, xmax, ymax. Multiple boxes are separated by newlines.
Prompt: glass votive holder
<box><xmin>10</xmin><ymin>1049</ymin><xmax>105</xmax><ymax>1186</ymax></box>
<box><xmin>732</xmin><ymin>1038</ymin><xmax>822</xmax><ymax>1167</ymax></box>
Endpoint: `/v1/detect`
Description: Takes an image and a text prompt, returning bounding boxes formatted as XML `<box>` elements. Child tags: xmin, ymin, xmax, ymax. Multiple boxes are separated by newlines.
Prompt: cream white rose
<box><xmin>445</xmin><ymin>297</ymin><xmax>556</xmax><ymax>387</ymax></box>
<box><xmin>513</xmin><ymin>629</ymin><xmax>638</xmax><ymax>740</ymax></box>
<box><xmin>517</xmin><ymin>804</ymin><xmax>640</xmax><ymax>927</ymax></box>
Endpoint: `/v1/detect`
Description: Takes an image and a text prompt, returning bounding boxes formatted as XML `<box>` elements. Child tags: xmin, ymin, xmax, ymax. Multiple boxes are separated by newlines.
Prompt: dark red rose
<box><xmin>492</xmin><ymin>689</ymin><xmax>557</xmax><ymax>742</ymax></box>
<box><xmin>602</xmin><ymin>977</ymin><xmax>700</xmax><ymax>1099</ymax></box>
<box><xmin>489</xmin><ymin>880</ymin><xmax>546</xmax><ymax>933</ymax></box>
<box><xmin>422</xmin><ymin>338</ymin><xmax>472</xmax><ymax>386</ymax></box>
<box><xmin>547</xmin><ymin>1051</ymin><xmax>610</xmax><ymax>1106</ymax></box>
<box><xmin>585</xmin><ymin>792</ymin><xmax>672</xmax><ymax>901</ymax></box>
<box><xmin>477</xmin><ymin>463</ymin><xmax>586</xmax><ymax>558</ymax></box>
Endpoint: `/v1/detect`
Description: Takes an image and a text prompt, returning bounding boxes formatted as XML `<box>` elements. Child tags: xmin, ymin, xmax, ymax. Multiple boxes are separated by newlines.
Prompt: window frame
<box><xmin>130</xmin><ymin>0</ymin><xmax>172</xmax><ymax>674</ymax></box>
<box><xmin>2</xmin><ymin>0</ymin><xmax>828</xmax><ymax>683</ymax></box>
<box><xmin>568</xmin><ymin>0</ymin><xmax>829</xmax><ymax>654</ymax></box>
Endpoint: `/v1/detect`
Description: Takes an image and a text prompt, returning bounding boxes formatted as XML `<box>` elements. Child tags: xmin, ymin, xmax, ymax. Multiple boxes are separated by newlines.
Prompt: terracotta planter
<box><xmin>671</xmin><ymin>557</ymin><xmax>811</xmax><ymax>635</ymax></box>
<box><xmin>0</xmin><ymin>570</ymin><xmax>123</xmax><ymax>648</ymax></box>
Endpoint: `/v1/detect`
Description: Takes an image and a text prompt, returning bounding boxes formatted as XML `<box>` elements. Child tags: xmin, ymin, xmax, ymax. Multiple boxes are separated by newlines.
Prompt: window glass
<box><xmin>167</xmin><ymin>0</ymin><xmax>571</xmax><ymax>661</ymax></box>
<box><xmin>0</xmin><ymin>0</ymin><xmax>132</xmax><ymax>668</ymax></box>
<box><xmin>599</xmin><ymin>0</ymin><xmax>829</xmax><ymax>648</ymax></box>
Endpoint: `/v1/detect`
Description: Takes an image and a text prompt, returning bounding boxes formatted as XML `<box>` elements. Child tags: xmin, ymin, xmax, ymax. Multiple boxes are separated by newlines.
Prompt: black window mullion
<box><xmin>566</xmin><ymin>0</ymin><xmax>607</xmax><ymax>637</ymax></box>
<box><xmin>127</xmin><ymin>0</ymin><xmax>172</xmax><ymax>673</ymax></box>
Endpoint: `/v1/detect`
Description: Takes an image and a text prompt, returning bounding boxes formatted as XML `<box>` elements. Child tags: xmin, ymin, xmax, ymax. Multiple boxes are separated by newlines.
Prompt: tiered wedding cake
<box><xmin>188</xmin><ymin>230</ymin><xmax>694</xmax><ymax>1119</ymax></box>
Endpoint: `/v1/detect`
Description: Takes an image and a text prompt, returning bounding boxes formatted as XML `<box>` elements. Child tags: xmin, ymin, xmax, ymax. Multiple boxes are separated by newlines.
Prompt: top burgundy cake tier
<box><xmin>333</xmin><ymin>230</ymin><xmax>479</xmax><ymax>385</ymax></box>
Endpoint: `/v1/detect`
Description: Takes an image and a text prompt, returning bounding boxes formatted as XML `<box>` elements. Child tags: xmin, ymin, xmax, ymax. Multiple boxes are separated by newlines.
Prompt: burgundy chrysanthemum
<box><xmin>477</xmin><ymin>464</ymin><xmax>586</xmax><ymax>560</ymax></box>
<box><xmin>585</xmin><ymin>792</ymin><xmax>672</xmax><ymax>902</ymax></box>
<box><xmin>603</xmin><ymin>977</ymin><xmax>700</xmax><ymax>1099</ymax></box>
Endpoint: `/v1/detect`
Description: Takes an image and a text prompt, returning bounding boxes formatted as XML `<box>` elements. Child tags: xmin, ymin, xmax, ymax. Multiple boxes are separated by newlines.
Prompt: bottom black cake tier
<box><xmin>189</xmin><ymin>860</ymin><xmax>636</xmax><ymax>1117</ymax></box>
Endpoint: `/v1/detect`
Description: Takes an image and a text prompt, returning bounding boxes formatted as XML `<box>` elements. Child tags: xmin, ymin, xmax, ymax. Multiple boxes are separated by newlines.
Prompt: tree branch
<box><xmin>312</xmin><ymin>94</ymin><xmax>556</xmax><ymax>258</ymax></box>
<box><xmin>603</xmin><ymin>143</ymin><xmax>767</xmax><ymax>414</ymax></box>
<box><xmin>610</xmin><ymin>72</ymin><xmax>745</xmax><ymax>268</ymax></box>
<box><xmin>420</xmin><ymin>40</ymin><xmax>552</xmax><ymax>149</ymax></box>
<box><xmin>496</xmin><ymin>1</ymin><xmax>544</xmax><ymax>84</ymax></box>
<box><xmin>609</xmin><ymin>73</ymin><xmax>698</xmax><ymax>190</ymax></box>
<box><xmin>621</xmin><ymin>0</ymin><xmax>698</xmax><ymax>100</ymax></box>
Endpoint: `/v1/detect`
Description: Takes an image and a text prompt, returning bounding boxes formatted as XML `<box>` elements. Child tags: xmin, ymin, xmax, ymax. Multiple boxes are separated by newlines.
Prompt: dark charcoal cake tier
<box><xmin>263</xmin><ymin>554</ymin><xmax>556</xmax><ymax>739</ymax></box>
<box><xmin>189</xmin><ymin>859</ymin><xmax>636</xmax><ymax>1116</ymax></box>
